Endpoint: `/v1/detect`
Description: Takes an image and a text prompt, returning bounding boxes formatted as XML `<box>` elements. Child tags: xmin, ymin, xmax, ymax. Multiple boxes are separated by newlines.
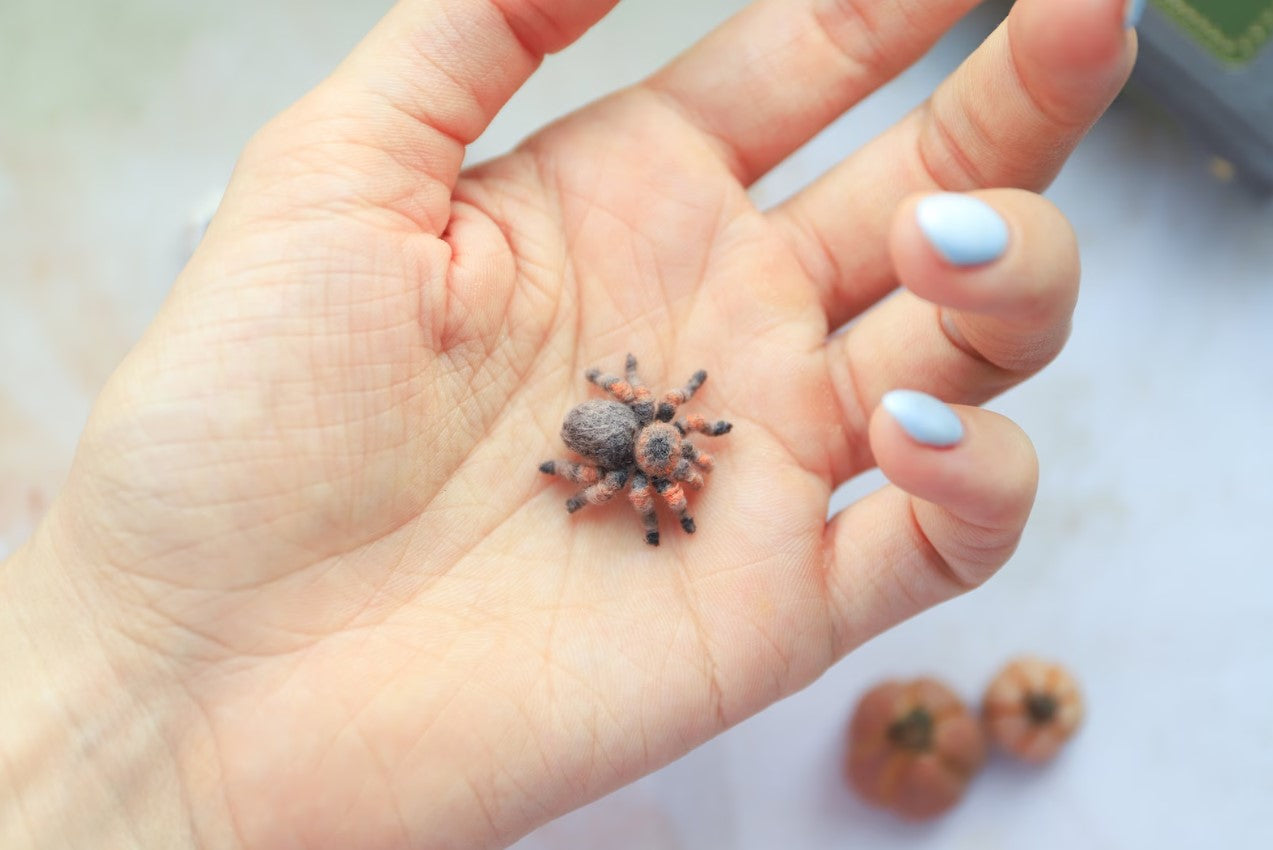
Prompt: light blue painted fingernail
<box><xmin>881</xmin><ymin>390</ymin><xmax>964</xmax><ymax>448</ymax></box>
<box><xmin>1124</xmin><ymin>0</ymin><xmax>1146</xmax><ymax>29</ymax></box>
<box><xmin>915</xmin><ymin>193</ymin><xmax>1009</xmax><ymax>267</ymax></box>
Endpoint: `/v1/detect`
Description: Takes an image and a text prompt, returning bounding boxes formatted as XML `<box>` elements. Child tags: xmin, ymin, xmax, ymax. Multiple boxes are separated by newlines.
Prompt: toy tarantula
<box><xmin>539</xmin><ymin>354</ymin><xmax>731</xmax><ymax>546</ymax></box>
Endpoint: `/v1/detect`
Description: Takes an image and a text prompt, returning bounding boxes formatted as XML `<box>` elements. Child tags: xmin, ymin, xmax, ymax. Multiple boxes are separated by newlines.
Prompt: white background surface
<box><xmin>3</xmin><ymin>1</ymin><xmax>1272</xmax><ymax>846</ymax></box>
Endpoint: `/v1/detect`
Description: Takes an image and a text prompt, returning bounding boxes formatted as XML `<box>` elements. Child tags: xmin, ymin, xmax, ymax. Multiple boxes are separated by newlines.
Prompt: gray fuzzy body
<box><xmin>561</xmin><ymin>399</ymin><xmax>639</xmax><ymax>469</ymax></box>
<box><xmin>541</xmin><ymin>355</ymin><xmax>731</xmax><ymax>545</ymax></box>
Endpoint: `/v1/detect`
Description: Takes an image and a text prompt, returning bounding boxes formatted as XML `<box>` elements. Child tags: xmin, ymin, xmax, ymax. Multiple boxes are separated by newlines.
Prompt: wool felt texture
<box><xmin>562</xmin><ymin>399</ymin><xmax>640</xmax><ymax>470</ymax></box>
<box><xmin>540</xmin><ymin>355</ymin><xmax>731</xmax><ymax>545</ymax></box>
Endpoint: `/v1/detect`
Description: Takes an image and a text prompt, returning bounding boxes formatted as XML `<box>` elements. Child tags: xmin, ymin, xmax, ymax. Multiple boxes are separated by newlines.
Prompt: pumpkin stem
<box><xmin>887</xmin><ymin>707</ymin><xmax>935</xmax><ymax>751</ymax></box>
<box><xmin>1024</xmin><ymin>692</ymin><xmax>1059</xmax><ymax>724</ymax></box>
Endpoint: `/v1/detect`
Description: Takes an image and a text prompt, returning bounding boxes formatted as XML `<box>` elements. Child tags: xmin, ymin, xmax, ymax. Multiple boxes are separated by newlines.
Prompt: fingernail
<box><xmin>915</xmin><ymin>193</ymin><xmax>1009</xmax><ymax>267</ymax></box>
<box><xmin>1124</xmin><ymin>0</ymin><xmax>1146</xmax><ymax>29</ymax></box>
<box><xmin>881</xmin><ymin>390</ymin><xmax>965</xmax><ymax>448</ymax></box>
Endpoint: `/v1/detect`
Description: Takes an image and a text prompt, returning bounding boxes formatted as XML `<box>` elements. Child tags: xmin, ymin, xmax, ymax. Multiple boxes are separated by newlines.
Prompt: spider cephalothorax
<box><xmin>539</xmin><ymin>354</ymin><xmax>731</xmax><ymax>546</ymax></box>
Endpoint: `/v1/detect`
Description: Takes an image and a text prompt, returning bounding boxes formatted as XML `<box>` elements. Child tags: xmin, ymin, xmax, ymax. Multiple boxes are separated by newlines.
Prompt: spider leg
<box><xmin>680</xmin><ymin>440</ymin><xmax>714</xmax><ymax>472</ymax></box>
<box><xmin>672</xmin><ymin>458</ymin><xmax>704</xmax><ymax>490</ymax></box>
<box><xmin>675</xmin><ymin>414</ymin><xmax>732</xmax><ymax>437</ymax></box>
<box><xmin>654</xmin><ymin>478</ymin><xmax>695</xmax><ymax>534</ymax></box>
<box><xmin>629</xmin><ymin>471</ymin><xmax>660</xmax><ymax>546</ymax></box>
<box><xmin>565</xmin><ymin>469</ymin><xmax>629</xmax><ymax>513</ymax></box>
<box><xmin>657</xmin><ymin>370</ymin><xmax>707</xmax><ymax>421</ymax></box>
<box><xmin>625</xmin><ymin>353</ymin><xmax>645</xmax><ymax>389</ymax></box>
<box><xmin>538</xmin><ymin>459</ymin><xmax>601</xmax><ymax>484</ymax></box>
<box><xmin>587</xmin><ymin>360</ymin><xmax>655</xmax><ymax>423</ymax></box>
<box><xmin>585</xmin><ymin>367</ymin><xmax>636</xmax><ymax>402</ymax></box>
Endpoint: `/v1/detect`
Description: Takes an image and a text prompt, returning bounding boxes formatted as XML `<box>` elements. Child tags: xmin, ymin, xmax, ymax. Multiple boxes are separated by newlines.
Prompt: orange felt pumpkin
<box><xmin>845</xmin><ymin>678</ymin><xmax>986</xmax><ymax>820</ymax></box>
<box><xmin>982</xmin><ymin>657</ymin><xmax>1084</xmax><ymax>763</ymax></box>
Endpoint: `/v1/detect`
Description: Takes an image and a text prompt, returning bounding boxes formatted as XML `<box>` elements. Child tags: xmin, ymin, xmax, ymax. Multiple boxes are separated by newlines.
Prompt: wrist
<box><xmin>0</xmin><ymin>523</ymin><xmax>229</xmax><ymax>850</ymax></box>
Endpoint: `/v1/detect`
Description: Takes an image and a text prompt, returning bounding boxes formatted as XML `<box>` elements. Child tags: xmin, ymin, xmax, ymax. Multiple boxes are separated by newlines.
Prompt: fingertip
<box><xmin>1124</xmin><ymin>0</ymin><xmax>1147</xmax><ymax>30</ymax></box>
<box><xmin>891</xmin><ymin>189</ymin><xmax>1078</xmax><ymax>328</ymax></box>
<box><xmin>870</xmin><ymin>400</ymin><xmax>1038</xmax><ymax>533</ymax></box>
<box><xmin>1009</xmin><ymin>0</ymin><xmax>1138</xmax><ymax>107</ymax></box>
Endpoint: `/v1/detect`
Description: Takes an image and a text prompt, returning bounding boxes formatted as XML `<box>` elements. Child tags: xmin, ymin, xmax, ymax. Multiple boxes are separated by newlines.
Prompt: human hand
<box><xmin>1</xmin><ymin>1</ymin><xmax>1136</xmax><ymax>847</ymax></box>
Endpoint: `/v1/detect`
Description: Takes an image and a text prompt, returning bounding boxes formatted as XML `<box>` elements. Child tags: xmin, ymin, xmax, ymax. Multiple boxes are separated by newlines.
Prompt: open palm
<box><xmin>39</xmin><ymin>1</ymin><xmax>1135</xmax><ymax>847</ymax></box>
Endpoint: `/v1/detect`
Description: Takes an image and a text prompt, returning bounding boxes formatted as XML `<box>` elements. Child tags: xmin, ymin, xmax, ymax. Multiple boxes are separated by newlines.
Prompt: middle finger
<box><xmin>639</xmin><ymin>0</ymin><xmax>980</xmax><ymax>184</ymax></box>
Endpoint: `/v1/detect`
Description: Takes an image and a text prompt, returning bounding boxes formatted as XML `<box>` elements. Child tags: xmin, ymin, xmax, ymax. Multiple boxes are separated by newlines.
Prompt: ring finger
<box><xmin>824</xmin><ymin>188</ymin><xmax>1079</xmax><ymax>478</ymax></box>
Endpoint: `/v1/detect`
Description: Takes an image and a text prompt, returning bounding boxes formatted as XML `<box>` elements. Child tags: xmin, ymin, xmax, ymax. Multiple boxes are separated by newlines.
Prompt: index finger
<box><xmin>253</xmin><ymin>0</ymin><xmax>620</xmax><ymax>234</ymax></box>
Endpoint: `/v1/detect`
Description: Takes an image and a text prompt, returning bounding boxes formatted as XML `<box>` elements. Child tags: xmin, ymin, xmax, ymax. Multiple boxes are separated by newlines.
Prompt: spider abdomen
<box><xmin>561</xmin><ymin>399</ymin><xmax>639</xmax><ymax>469</ymax></box>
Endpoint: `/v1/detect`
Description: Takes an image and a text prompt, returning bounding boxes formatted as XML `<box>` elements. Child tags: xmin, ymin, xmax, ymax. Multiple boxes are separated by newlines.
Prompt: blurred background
<box><xmin>2</xmin><ymin>0</ymin><xmax>1271</xmax><ymax>846</ymax></box>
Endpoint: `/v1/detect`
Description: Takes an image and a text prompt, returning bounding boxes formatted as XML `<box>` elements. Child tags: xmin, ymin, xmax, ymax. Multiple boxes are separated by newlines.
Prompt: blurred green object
<box><xmin>1154</xmin><ymin>0</ymin><xmax>1273</xmax><ymax>65</ymax></box>
<box><xmin>1131</xmin><ymin>0</ymin><xmax>1273</xmax><ymax>189</ymax></box>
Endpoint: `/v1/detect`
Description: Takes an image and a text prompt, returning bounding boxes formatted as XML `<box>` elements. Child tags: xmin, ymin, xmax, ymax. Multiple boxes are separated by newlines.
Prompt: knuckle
<box><xmin>915</xmin><ymin>97</ymin><xmax>997</xmax><ymax>190</ymax></box>
<box><xmin>944</xmin><ymin>532</ymin><xmax>1022</xmax><ymax>590</ymax></box>
<box><xmin>814</xmin><ymin>0</ymin><xmax>899</xmax><ymax>82</ymax></box>
<box><xmin>919</xmin><ymin>515</ymin><xmax>1021</xmax><ymax>594</ymax></box>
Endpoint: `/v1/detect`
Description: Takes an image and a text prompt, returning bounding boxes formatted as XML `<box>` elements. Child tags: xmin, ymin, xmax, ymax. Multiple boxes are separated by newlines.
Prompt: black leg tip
<box><xmin>539</xmin><ymin>461</ymin><xmax>556</xmax><ymax>474</ymax></box>
<box><xmin>626</xmin><ymin>353</ymin><xmax>638</xmax><ymax>369</ymax></box>
<box><xmin>585</xmin><ymin>367</ymin><xmax>600</xmax><ymax>381</ymax></box>
<box><xmin>681</xmin><ymin>517</ymin><xmax>696</xmax><ymax>534</ymax></box>
<box><xmin>657</xmin><ymin>402</ymin><xmax>675</xmax><ymax>422</ymax></box>
<box><xmin>715</xmin><ymin>421</ymin><xmax>732</xmax><ymax>435</ymax></box>
<box><xmin>566</xmin><ymin>499</ymin><xmax>584</xmax><ymax>513</ymax></box>
<box><xmin>645</xmin><ymin>531</ymin><xmax>660</xmax><ymax>546</ymax></box>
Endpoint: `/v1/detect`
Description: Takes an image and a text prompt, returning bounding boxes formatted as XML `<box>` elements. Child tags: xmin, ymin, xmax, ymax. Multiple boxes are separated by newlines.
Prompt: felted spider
<box><xmin>539</xmin><ymin>354</ymin><xmax>732</xmax><ymax>546</ymax></box>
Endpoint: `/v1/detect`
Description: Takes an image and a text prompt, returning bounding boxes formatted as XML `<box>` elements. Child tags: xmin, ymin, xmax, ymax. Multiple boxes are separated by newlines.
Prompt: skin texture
<box><xmin>0</xmin><ymin>1</ymin><xmax>1136</xmax><ymax>848</ymax></box>
<box><xmin>846</xmin><ymin>678</ymin><xmax>986</xmax><ymax>820</ymax></box>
